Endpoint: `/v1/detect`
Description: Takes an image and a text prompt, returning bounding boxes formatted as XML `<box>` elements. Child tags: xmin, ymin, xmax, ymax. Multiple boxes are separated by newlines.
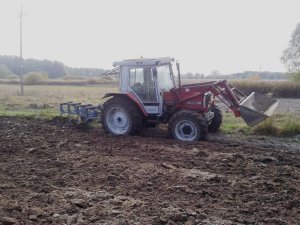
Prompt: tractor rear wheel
<box><xmin>101</xmin><ymin>96</ymin><xmax>143</xmax><ymax>135</ymax></box>
<box><xmin>168</xmin><ymin>111</ymin><xmax>207</xmax><ymax>141</ymax></box>
<box><xmin>208</xmin><ymin>105</ymin><xmax>223</xmax><ymax>133</ymax></box>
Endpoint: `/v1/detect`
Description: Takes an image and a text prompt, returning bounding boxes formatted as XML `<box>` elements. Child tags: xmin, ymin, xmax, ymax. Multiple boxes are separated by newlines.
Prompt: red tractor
<box><xmin>100</xmin><ymin>57</ymin><xmax>278</xmax><ymax>141</ymax></box>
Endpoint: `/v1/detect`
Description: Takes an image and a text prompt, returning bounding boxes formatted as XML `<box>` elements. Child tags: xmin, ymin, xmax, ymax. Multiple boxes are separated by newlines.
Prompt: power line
<box><xmin>18</xmin><ymin>0</ymin><xmax>26</xmax><ymax>96</ymax></box>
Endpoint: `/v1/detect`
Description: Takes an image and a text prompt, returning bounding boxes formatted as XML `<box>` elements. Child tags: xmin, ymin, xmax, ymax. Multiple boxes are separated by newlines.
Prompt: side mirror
<box><xmin>153</xmin><ymin>68</ymin><xmax>158</xmax><ymax>78</ymax></box>
<box><xmin>176</xmin><ymin>61</ymin><xmax>181</xmax><ymax>87</ymax></box>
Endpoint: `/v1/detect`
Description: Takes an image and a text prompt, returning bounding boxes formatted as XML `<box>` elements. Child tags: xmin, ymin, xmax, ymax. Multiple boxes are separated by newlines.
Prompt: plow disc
<box><xmin>239</xmin><ymin>92</ymin><xmax>279</xmax><ymax>127</ymax></box>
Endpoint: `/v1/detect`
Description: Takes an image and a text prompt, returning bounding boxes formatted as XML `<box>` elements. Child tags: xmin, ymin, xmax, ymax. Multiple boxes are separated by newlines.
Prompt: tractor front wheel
<box><xmin>168</xmin><ymin>111</ymin><xmax>207</xmax><ymax>141</ymax></box>
<box><xmin>101</xmin><ymin>96</ymin><xmax>143</xmax><ymax>135</ymax></box>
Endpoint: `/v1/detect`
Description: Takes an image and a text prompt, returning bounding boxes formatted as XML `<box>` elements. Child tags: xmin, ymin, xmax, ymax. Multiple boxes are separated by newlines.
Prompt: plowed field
<box><xmin>0</xmin><ymin>117</ymin><xmax>299</xmax><ymax>225</ymax></box>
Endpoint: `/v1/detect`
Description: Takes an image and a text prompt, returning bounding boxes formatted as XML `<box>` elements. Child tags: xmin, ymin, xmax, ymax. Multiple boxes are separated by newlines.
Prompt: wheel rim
<box><xmin>174</xmin><ymin>120</ymin><xmax>198</xmax><ymax>141</ymax></box>
<box><xmin>106</xmin><ymin>107</ymin><xmax>130</xmax><ymax>135</ymax></box>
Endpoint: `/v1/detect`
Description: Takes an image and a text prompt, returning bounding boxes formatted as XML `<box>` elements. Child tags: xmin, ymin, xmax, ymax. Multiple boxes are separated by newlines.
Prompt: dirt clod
<box><xmin>1</xmin><ymin>217</ymin><xmax>18</xmax><ymax>225</ymax></box>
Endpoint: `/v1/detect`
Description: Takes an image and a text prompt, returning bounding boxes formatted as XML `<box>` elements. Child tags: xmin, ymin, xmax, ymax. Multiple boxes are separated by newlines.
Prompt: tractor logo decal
<box><xmin>218</xmin><ymin>94</ymin><xmax>232</xmax><ymax>108</ymax></box>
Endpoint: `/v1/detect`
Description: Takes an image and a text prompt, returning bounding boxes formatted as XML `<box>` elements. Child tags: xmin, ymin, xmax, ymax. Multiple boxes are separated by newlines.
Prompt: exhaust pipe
<box><xmin>239</xmin><ymin>92</ymin><xmax>279</xmax><ymax>127</ymax></box>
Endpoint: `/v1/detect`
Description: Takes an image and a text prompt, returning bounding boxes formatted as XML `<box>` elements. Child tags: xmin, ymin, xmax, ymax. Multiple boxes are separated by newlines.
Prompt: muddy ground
<box><xmin>0</xmin><ymin>117</ymin><xmax>299</xmax><ymax>225</ymax></box>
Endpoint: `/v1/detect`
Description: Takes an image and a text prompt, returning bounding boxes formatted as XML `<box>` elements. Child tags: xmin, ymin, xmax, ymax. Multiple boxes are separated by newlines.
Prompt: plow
<box><xmin>60</xmin><ymin>57</ymin><xmax>279</xmax><ymax>141</ymax></box>
<box><xmin>60</xmin><ymin>102</ymin><xmax>101</xmax><ymax>123</ymax></box>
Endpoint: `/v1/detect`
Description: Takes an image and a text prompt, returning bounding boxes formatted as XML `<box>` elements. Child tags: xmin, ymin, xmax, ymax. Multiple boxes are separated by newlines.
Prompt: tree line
<box><xmin>0</xmin><ymin>55</ymin><xmax>107</xmax><ymax>79</ymax></box>
<box><xmin>181</xmin><ymin>71</ymin><xmax>288</xmax><ymax>80</ymax></box>
<box><xmin>281</xmin><ymin>23</ymin><xmax>300</xmax><ymax>81</ymax></box>
<box><xmin>206</xmin><ymin>71</ymin><xmax>288</xmax><ymax>80</ymax></box>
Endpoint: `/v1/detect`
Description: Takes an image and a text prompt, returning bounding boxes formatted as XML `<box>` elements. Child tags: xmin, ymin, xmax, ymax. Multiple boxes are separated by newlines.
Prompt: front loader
<box><xmin>61</xmin><ymin>57</ymin><xmax>279</xmax><ymax>141</ymax></box>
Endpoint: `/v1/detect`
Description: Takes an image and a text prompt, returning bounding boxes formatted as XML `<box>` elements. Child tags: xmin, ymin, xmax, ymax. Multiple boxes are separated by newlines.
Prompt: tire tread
<box><xmin>208</xmin><ymin>105</ymin><xmax>223</xmax><ymax>133</ymax></box>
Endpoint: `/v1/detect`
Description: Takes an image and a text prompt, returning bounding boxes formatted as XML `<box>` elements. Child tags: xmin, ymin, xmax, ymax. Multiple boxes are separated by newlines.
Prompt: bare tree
<box><xmin>281</xmin><ymin>23</ymin><xmax>300</xmax><ymax>74</ymax></box>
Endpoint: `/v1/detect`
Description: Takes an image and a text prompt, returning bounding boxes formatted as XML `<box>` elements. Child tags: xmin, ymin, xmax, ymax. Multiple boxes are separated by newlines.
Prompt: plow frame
<box><xmin>59</xmin><ymin>102</ymin><xmax>102</xmax><ymax>122</ymax></box>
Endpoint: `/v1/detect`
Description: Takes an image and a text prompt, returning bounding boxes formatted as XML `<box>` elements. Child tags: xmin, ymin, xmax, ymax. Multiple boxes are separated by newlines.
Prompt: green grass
<box><xmin>253</xmin><ymin>113</ymin><xmax>300</xmax><ymax>136</ymax></box>
<box><xmin>0</xmin><ymin>84</ymin><xmax>117</xmax><ymax>120</ymax></box>
<box><xmin>0</xmin><ymin>102</ymin><xmax>58</xmax><ymax>120</ymax></box>
<box><xmin>221</xmin><ymin>112</ymin><xmax>300</xmax><ymax>137</ymax></box>
<box><xmin>220</xmin><ymin>112</ymin><xmax>251</xmax><ymax>134</ymax></box>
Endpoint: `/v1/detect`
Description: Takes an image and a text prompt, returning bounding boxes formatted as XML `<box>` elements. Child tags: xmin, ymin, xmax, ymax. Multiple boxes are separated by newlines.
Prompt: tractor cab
<box><xmin>113</xmin><ymin>57</ymin><xmax>176</xmax><ymax>115</ymax></box>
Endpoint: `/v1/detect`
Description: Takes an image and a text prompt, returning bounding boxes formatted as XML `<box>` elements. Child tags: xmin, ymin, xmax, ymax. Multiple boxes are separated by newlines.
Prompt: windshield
<box><xmin>156</xmin><ymin>64</ymin><xmax>175</xmax><ymax>91</ymax></box>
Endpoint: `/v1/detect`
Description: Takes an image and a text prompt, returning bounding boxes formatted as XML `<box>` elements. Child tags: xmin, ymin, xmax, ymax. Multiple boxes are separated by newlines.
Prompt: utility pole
<box><xmin>19</xmin><ymin>0</ymin><xmax>26</xmax><ymax>96</ymax></box>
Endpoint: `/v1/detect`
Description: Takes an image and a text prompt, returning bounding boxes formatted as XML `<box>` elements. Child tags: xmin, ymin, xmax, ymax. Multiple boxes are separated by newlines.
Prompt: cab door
<box><xmin>128</xmin><ymin>66</ymin><xmax>160</xmax><ymax>115</ymax></box>
<box><xmin>155</xmin><ymin>64</ymin><xmax>176</xmax><ymax>115</ymax></box>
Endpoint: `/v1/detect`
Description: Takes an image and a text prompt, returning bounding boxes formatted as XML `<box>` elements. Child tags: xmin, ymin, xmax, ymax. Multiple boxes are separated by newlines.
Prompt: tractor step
<box><xmin>59</xmin><ymin>102</ymin><xmax>102</xmax><ymax>122</ymax></box>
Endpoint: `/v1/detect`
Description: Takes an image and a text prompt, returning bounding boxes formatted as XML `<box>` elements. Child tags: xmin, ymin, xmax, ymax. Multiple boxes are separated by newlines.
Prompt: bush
<box><xmin>253</xmin><ymin>118</ymin><xmax>279</xmax><ymax>136</ymax></box>
<box><xmin>0</xmin><ymin>64</ymin><xmax>12</xmax><ymax>79</ymax></box>
<box><xmin>6</xmin><ymin>74</ymin><xmax>19</xmax><ymax>79</ymax></box>
<box><xmin>280</xmin><ymin>115</ymin><xmax>300</xmax><ymax>136</ymax></box>
<box><xmin>102</xmin><ymin>76</ymin><xmax>113</xmax><ymax>81</ymax></box>
<box><xmin>62</xmin><ymin>76</ymin><xmax>86</xmax><ymax>80</ymax></box>
<box><xmin>253</xmin><ymin>114</ymin><xmax>300</xmax><ymax>136</ymax></box>
<box><xmin>24</xmin><ymin>72</ymin><xmax>48</xmax><ymax>85</ymax></box>
<box><xmin>230</xmin><ymin>80</ymin><xmax>300</xmax><ymax>98</ymax></box>
<box><xmin>292</xmin><ymin>71</ymin><xmax>300</xmax><ymax>81</ymax></box>
<box><xmin>87</xmin><ymin>78</ymin><xmax>97</xmax><ymax>84</ymax></box>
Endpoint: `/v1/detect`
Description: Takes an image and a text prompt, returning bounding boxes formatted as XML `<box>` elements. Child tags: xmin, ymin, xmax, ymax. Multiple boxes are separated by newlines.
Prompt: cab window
<box><xmin>129</xmin><ymin>67</ymin><xmax>157</xmax><ymax>102</ymax></box>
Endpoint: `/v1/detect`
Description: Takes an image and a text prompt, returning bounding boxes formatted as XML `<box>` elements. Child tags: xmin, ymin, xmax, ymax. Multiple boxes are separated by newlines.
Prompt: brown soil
<box><xmin>0</xmin><ymin>117</ymin><xmax>299</xmax><ymax>225</ymax></box>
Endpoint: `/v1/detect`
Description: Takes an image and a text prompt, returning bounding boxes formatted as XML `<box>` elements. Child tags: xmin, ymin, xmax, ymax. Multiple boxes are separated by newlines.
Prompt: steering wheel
<box><xmin>132</xmin><ymin>82</ymin><xmax>143</xmax><ymax>90</ymax></box>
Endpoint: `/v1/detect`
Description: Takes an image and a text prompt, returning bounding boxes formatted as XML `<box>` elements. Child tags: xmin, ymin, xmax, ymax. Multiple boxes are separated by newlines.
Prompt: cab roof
<box><xmin>113</xmin><ymin>57</ymin><xmax>174</xmax><ymax>67</ymax></box>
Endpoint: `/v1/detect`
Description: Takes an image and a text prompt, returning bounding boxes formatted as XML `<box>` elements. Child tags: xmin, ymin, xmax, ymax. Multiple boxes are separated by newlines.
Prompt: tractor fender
<box><xmin>103</xmin><ymin>93</ymin><xmax>148</xmax><ymax>117</ymax></box>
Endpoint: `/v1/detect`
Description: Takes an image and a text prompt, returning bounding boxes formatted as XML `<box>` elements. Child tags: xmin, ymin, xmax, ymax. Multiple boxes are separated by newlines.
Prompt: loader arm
<box><xmin>208</xmin><ymin>80</ymin><xmax>245</xmax><ymax>117</ymax></box>
<box><xmin>180</xmin><ymin>80</ymin><xmax>245</xmax><ymax>117</ymax></box>
<box><xmin>177</xmin><ymin>80</ymin><xmax>278</xmax><ymax>126</ymax></box>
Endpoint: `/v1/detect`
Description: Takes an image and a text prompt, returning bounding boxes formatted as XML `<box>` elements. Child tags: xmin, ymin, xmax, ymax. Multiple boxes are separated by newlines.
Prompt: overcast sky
<box><xmin>0</xmin><ymin>0</ymin><xmax>300</xmax><ymax>74</ymax></box>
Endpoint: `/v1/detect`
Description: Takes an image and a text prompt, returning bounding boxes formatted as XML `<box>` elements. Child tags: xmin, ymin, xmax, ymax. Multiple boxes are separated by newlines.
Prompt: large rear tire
<box><xmin>101</xmin><ymin>97</ymin><xmax>143</xmax><ymax>135</ymax></box>
<box><xmin>168</xmin><ymin>111</ymin><xmax>207</xmax><ymax>141</ymax></box>
<box><xmin>208</xmin><ymin>105</ymin><xmax>223</xmax><ymax>133</ymax></box>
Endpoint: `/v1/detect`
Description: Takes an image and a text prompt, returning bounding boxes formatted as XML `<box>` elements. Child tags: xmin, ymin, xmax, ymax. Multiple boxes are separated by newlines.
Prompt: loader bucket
<box><xmin>239</xmin><ymin>92</ymin><xmax>279</xmax><ymax>127</ymax></box>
